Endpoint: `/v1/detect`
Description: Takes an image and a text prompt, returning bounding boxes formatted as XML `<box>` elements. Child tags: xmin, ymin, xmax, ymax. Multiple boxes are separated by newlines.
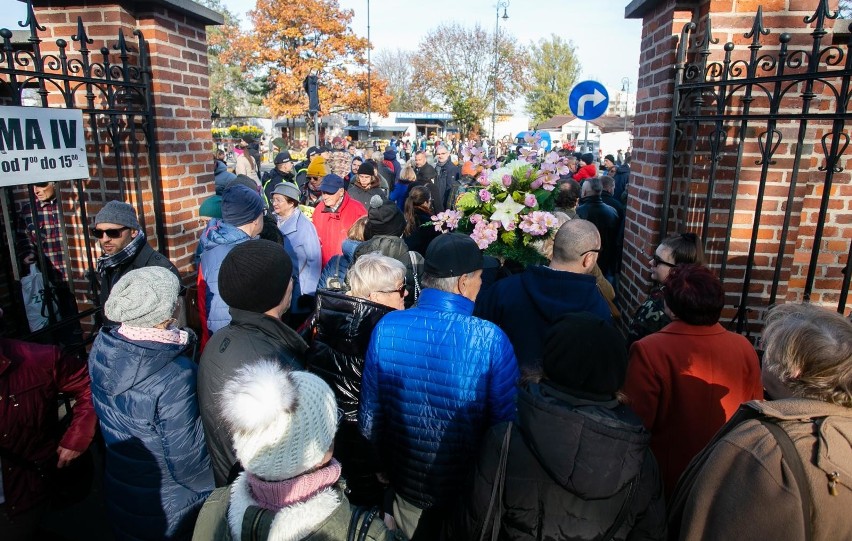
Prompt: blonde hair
<box><xmin>400</xmin><ymin>164</ymin><xmax>417</xmax><ymax>183</ymax></box>
<box><xmin>762</xmin><ymin>303</ymin><xmax>852</xmax><ymax>407</ymax></box>
<box><xmin>347</xmin><ymin>216</ymin><xmax>368</xmax><ymax>241</ymax></box>
<box><xmin>348</xmin><ymin>252</ymin><xmax>406</xmax><ymax>299</ymax></box>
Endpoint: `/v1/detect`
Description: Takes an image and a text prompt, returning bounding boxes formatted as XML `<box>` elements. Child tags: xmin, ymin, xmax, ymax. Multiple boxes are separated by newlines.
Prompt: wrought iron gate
<box><xmin>0</xmin><ymin>0</ymin><xmax>163</xmax><ymax>342</ymax></box>
<box><xmin>661</xmin><ymin>1</ymin><xmax>852</xmax><ymax>336</ymax></box>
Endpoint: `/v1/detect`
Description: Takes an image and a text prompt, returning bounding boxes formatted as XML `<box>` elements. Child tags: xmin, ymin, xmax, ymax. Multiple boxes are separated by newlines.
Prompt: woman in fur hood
<box><xmin>192</xmin><ymin>360</ymin><xmax>402</xmax><ymax>541</ymax></box>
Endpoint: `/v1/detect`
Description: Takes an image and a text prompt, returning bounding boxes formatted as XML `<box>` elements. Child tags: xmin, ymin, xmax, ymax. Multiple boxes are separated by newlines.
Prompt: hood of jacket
<box><xmin>89</xmin><ymin>327</ymin><xmax>191</xmax><ymax>397</ymax></box>
<box><xmin>214</xmin><ymin>160</ymin><xmax>228</xmax><ymax>175</ymax></box>
<box><xmin>615</xmin><ymin>164</ymin><xmax>630</xmax><ymax>174</ymax></box>
<box><xmin>518</xmin><ymin>383</ymin><xmax>649</xmax><ymax>499</ymax></box>
<box><xmin>383</xmin><ymin>149</ymin><xmax>397</xmax><ymax>161</ymax></box>
<box><xmin>518</xmin><ymin>266</ymin><xmax>602</xmax><ymax>325</ymax></box>
<box><xmin>199</xmin><ymin>218</ymin><xmax>251</xmax><ymax>251</ymax></box>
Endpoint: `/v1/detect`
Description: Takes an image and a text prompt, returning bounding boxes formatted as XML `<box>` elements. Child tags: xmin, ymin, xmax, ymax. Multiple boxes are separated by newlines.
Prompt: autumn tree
<box><xmin>410</xmin><ymin>23</ymin><xmax>527</xmax><ymax>135</ymax></box>
<box><xmin>197</xmin><ymin>0</ymin><xmax>264</xmax><ymax>117</ymax></box>
<box><xmin>373</xmin><ymin>48</ymin><xmax>432</xmax><ymax>111</ymax></box>
<box><xmin>225</xmin><ymin>0</ymin><xmax>391</xmax><ymax>118</ymax></box>
<box><xmin>525</xmin><ymin>35</ymin><xmax>581</xmax><ymax>125</ymax></box>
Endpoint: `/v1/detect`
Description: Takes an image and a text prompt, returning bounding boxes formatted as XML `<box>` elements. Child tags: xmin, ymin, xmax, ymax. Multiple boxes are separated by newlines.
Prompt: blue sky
<box><xmin>0</xmin><ymin>0</ymin><xmax>642</xmax><ymax>113</ymax></box>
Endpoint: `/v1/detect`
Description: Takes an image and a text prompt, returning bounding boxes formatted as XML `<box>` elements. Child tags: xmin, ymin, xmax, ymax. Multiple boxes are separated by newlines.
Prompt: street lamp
<box><xmin>491</xmin><ymin>1</ymin><xmax>509</xmax><ymax>143</ymax></box>
<box><xmin>621</xmin><ymin>77</ymin><xmax>630</xmax><ymax>132</ymax></box>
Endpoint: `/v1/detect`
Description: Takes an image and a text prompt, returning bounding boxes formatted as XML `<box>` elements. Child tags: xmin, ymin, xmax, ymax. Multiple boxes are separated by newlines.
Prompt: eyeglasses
<box><xmin>650</xmin><ymin>254</ymin><xmax>676</xmax><ymax>268</ymax></box>
<box><xmin>378</xmin><ymin>283</ymin><xmax>407</xmax><ymax>297</ymax></box>
<box><xmin>90</xmin><ymin>226</ymin><xmax>129</xmax><ymax>239</ymax></box>
<box><xmin>580</xmin><ymin>248</ymin><xmax>601</xmax><ymax>256</ymax></box>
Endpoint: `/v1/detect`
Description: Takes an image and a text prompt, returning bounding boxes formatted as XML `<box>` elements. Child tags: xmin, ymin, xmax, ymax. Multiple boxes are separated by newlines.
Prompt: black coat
<box><xmin>403</xmin><ymin>209</ymin><xmax>441</xmax><ymax>256</ymax></box>
<box><xmin>577</xmin><ymin>195</ymin><xmax>620</xmax><ymax>276</ymax></box>
<box><xmin>462</xmin><ymin>383</ymin><xmax>666</xmax><ymax>541</ymax></box>
<box><xmin>197</xmin><ymin>308</ymin><xmax>307</xmax><ymax>486</ymax></box>
<box><xmin>435</xmin><ymin>159</ymin><xmax>461</xmax><ymax>211</ymax></box>
<box><xmin>304</xmin><ymin>290</ymin><xmax>395</xmax><ymax>505</ymax></box>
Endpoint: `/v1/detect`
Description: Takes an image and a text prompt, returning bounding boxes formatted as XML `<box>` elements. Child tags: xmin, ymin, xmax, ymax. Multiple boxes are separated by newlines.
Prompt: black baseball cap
<box><xmin>425</xmin><ymin>233</ymin><xmax>498</xmax><ymax>278</ymax></box>
<box><xmin>274</xmin><ymin>151</ymin><xmax>292</xmax><ymax>164</ymax></box>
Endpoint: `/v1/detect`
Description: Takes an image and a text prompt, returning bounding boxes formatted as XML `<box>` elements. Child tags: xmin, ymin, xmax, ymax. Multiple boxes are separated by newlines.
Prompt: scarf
<box><xmin>247</xmin><ymin>459</ymin><xmax>342</xmax><ymax>511</ymax></box>
<box><xmin>96</xmin><ymin>229</ymin><xmax>146</xmax><ymax>274</ymax></box>
<box><xmin>117</xmin><ymin>324</ymin><xmax>189</xmax><ymax>346</ymax></box>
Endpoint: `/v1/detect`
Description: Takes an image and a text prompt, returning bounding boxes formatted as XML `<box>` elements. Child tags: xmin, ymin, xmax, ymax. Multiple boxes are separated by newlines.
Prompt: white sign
<box><xmin>0</xmin><ymin>105</ymin><xmax>88</xmax><ymax>187</ymax></box>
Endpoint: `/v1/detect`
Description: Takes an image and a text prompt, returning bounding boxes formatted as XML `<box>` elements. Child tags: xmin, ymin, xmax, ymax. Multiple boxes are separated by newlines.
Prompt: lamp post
<box><xmin>367</xmin><ymin>0</ymin><xmax>372</xmax><ymax>139</ymax></box>
<box><xmin>621</xmin><ymin>77</ymin><xmax>630</xmax><ymax>132</ymax></box>
<box><xmin>491</xmin><ymin>1</ymin><xmax>509</xmax><ymax>143</ymax></box>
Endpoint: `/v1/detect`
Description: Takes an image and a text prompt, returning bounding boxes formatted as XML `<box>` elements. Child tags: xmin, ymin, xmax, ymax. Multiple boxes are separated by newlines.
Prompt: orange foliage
<box><xmin>224</xmin><ymin>0</ymin><xmax>390</xmax><ymax>117</ymax></box>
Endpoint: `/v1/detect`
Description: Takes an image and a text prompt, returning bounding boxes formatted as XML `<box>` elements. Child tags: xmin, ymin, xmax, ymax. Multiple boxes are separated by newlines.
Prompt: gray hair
<box><xmin>762</xmin><ymin>303</ymin><xmax>852</xmax><ymax>407</ymax></box>
<box><xmin>583</xmin><ymin>177</ymin><xmax>603</xmax><ymax>195</ymax></box>
<box><xmin>601</xmin><ymin>175</ymin><xmax>615</xmax><ymax>192</ymax></box>
<box><xmin>422</xmin><ymin>272</ymin><xmax>472</xmax><ymax>293</ymax></box>
<box><xmin>348</xmin><ymin>252</ymin><xmax>407</xmax><ymax>299</ymax></box>
<box><xmin>552</xmin><ymin>219</ymin><xmax>600</xmax><ymax>264</ymax></box>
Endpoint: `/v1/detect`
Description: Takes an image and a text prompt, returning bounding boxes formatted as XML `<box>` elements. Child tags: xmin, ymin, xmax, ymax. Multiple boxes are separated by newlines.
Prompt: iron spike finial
<box><xmin>696</xmin><ymin>16</ymin><xmax>718</xmax><ymax>51</ymax></box>
<box><xmin>72</xmin><ymin>16</ymin><xmax>93</xmax><ymax>48</ymax></box>
<box><xmin>745</xmin><ymin>6</ymin><xmax>770</xmax><ymax>45</ymax></box>
<box><xmin>19</xmin><ymin>0</ymin><xmax>46</xmax><ymax>33</ymax></box>
<box><xmin>805</xmin><ymin>0</ymin><xmax>836</xmax><ymax>26</ymax></box>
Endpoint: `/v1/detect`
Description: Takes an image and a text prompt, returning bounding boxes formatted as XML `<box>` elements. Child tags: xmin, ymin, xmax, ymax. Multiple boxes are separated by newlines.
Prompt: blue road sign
<box><xmin>569</xmin><ymin>81</ymin><xmax>610</xmax><ymax>121</ymax></box>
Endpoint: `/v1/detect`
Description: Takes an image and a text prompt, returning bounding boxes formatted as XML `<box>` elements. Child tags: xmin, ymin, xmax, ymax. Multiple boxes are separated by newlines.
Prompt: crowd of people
<box><xmin>2</xmin><ymin>134</ymin><xmax>852</xmax><ymax>541</ymax></box>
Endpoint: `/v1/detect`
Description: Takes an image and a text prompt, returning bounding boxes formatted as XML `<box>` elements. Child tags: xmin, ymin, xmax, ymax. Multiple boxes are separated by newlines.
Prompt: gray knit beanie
<box><xmin>94</xmin><ymin>200</ymin><xmax>140</xmax><ymax>229</ymax></box>
<box><xmin>105</xmin><ymin>267</ymin><xmax>179</xmax><ymax>328</ymax></box>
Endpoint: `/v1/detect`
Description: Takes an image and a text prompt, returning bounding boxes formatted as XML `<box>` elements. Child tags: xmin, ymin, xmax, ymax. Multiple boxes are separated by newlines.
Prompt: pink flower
<box><xmin>505</xmin><ymin>220</ymin><xmax>517</xmax><ymax>231</ymax></box>
<box><xmin>519</xmin><ymin>211</ymin><xmax>559</xmax><ymax>236</ymax></box>
<box><xmin>470</xmin><ymin>220</ymin><xmax>499</xmax><ymax>249</ymax></box>
<box><xmin>470</xmin><ymin>213</ymin><xmax>484</xmax><ymax>224</ymax></box>
<box><xmin>431</xmin><ymin>210</ymin><xmax>462</xmax><ymax>232</ymax></box>
<box><xmin>479</xmin><ymin>189</ymin><xmax>492</xmax><ymax>202</ymax></box>
<box><xmin>524</xmin><ymin>193</ymin><xmax>537</xmax><ymax>207</ymax></box>
<box><xmin>530</xmin><ymin>178</ymin><xmax>543</xmax><ymax>190</ymax></box>
<box><xmin>478</xmin><ymin>172</ymin><xmax>490</xmax><ymax>186</ymax></box>
<box><xmin>502</xmin><ymin>174</ymin><xmax>512</xmax><ymax>187</ymax></box>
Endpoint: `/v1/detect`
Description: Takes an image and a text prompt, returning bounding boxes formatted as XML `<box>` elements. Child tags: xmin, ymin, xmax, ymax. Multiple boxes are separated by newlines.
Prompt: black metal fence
<box><xmin>0</xmin><ymin>0</ymin><xmax>161</xmax><ymax>343</ymax></box>
<box><xmin>661</xmin><ymin>1</ymin><xmax>852</xmax><ymax>337</ymax></box>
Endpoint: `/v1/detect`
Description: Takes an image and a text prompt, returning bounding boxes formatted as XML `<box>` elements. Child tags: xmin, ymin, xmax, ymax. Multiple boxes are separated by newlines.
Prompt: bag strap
<box><xmin>408</xmin><ymin>251</ymin><xmax>421</xmax><ymax>302</ymax></box>
<box><xmin>357</xmin><ymin>507</ymin><xmax>380</xmax><ymax>541</ymax></box>
<box><xmin>759</xmin><ymin>419</ymin><xmax>813</xmax><ymax>541</ymax></box>
<box><xmin>479</xmin><ymin>421</ymin><xmax>512</xmax><ymax>541</ymax></box>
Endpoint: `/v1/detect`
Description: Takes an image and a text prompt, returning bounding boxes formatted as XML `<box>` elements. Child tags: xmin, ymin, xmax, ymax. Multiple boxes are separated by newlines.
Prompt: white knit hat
<box><xmin>220</xmin><ymin>360</ymin><xmax>338</xmax><ymax>481</ymax></box>
<box><xmin>104</xmin><ymin>267</ymin><xmax>179</xmax><ymax>327</ymax></box>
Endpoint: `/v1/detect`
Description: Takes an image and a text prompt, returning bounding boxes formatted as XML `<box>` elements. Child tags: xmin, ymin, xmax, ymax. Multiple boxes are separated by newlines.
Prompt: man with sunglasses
<box><xmin>92</xmin><ymin>200</ymin><xmax>179</xmax><ymax>326</ymax></box>
<box><xmin>15</xmin><ymin>181</ymin><xmax>83</xmax><ymax>343</ymax></box>
<box><xmin>475</xmin><ymin>219</ymin><xmax>613</xmax><ymax>372</ymax></box>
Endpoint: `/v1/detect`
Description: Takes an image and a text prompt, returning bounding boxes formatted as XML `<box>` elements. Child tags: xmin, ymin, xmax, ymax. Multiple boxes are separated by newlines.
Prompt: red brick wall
<box><xmin>623</xmin><ymin>0</ymin><xmax>851</xmax><ymax>332</ymax></box>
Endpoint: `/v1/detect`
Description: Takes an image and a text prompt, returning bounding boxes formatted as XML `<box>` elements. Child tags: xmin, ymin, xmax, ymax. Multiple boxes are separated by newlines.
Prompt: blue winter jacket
<box><xmin>359</xmin><ymin>288</ymin><xmax>519</xmax><ymax>509</ymax></box>
<box><xmin>198</xmin><ymin>219</ymin><xmax>252</xmax><ymax>338</ymax></box>
<box><xmin>278</xmin><ymin>209</ymin><xmax>322</xmax><ymax>313</ymax></box>
<box><xmin>474</xmin><ymin>265</ymin><xmax>613</xmax><ymax>371</ymax></box>
<box><xmin>213</xmin><ymin>160</ymin><xmax>236</xmax><ymax>195</ymax></box>
<box><xmin>88</xmin><ymin>328</ymin><xmax>213</xmax><ymax>541</ymax></box>
<box><xmin>318</xmin><ymin>239</ymin><xmax>360</xmax><ymax>290</ymax></box>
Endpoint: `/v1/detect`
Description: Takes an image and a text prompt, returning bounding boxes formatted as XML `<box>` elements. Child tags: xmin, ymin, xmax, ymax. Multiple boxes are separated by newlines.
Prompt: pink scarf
<box><xmin>247</xmin><ymin>459</ymin><xmax>342</xmax><ymax>511</ymax></box>
<box><xmin>117</xmin><ymin>324</ymin><xmax>188</xmax><ymax>345</ymax></box>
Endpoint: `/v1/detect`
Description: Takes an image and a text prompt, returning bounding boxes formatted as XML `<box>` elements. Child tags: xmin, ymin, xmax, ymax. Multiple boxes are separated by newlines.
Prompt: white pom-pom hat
<box><xmin>220</xmin><ymin>360</ymin><xmax>338</xmax><ymax>481</ymax></box>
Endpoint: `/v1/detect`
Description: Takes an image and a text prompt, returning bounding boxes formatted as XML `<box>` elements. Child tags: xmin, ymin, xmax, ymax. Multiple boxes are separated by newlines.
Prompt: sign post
<box><xmin>0</xmin><ymin>106</ymin><xmax>88</xmax><ymax>187</ymax></box>
<box><xmin>569</xmin><ymin>81</ymin><xmax>610</xmax><ymax>153</ymax></box>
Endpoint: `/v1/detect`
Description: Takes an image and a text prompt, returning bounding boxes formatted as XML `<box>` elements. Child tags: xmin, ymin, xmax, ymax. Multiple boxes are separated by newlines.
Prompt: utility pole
<box><xmin>367</xmin><ymin>0</ymin><xmax>372</xmax><ymax>140</ymax></box>
<box><xmin>491</xmin><ymin>1</ymin><xmax>508</xmax><ymax>143</ymax></box>
<box><xmin>621</xmin><ymin>77</ymin><xmax>630</xmax><ymax>132</ymax></box>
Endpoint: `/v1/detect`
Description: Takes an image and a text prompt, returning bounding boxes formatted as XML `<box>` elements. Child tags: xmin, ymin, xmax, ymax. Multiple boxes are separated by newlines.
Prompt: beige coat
<box><xmin>669</xmin><ymin>398</ymin><xmax>852</xmax><ymax>541</ymax></box>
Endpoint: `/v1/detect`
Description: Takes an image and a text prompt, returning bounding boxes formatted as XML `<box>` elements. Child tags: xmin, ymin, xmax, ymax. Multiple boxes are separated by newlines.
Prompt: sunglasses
<box><xmin>651</xmin><ymin>254</ymin><xmax>676</xmax><ymax>268</ymax></box>
<box><xmin>378</xmin><ymin>283</ymin><xmax>407</xmax><ymax>297</ymax></box>
<box><xmin>90</xmin><ymin>226</ymin><xmax>129</xmax><ymax>239</ymax></box>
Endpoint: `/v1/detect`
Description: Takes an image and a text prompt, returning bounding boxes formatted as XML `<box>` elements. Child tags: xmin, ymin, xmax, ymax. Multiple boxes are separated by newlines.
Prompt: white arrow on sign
<box><xmin>576</xmin><ymin>88</ymin><xmax>606</xmax><ymax>117</ymax></box>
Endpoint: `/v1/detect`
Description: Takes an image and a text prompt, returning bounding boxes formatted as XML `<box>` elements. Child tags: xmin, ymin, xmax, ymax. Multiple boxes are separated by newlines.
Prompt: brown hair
<box><xmin>347</xmin><ymin>216</ymin><xmax>368</xmax><ymax>241</ymax></box>
<box><xmin>762</xmin><ymin>303</ymin><xmax>852</xmax><ymax>407</ymax></box>
<box><xmin>660</xmin><ymin>232</ymin><xmax>705</xmax><ymax>265</ymax></box>
<box><xmin>403</xmin><ymin>186</ymin><xmax>432</xmax><ymax>236</ymax></box>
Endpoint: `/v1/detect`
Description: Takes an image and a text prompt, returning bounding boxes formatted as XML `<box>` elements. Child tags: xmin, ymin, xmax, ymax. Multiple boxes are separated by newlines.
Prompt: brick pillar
<box><xmin>33</xmin><ymin>0</ymin><xmax>222</xmax><ymax>277</ymax></box>
<box><xmin>622</xmin><ymin>0</ymin><xmax>695</xmax><ymax>316</ymax></box>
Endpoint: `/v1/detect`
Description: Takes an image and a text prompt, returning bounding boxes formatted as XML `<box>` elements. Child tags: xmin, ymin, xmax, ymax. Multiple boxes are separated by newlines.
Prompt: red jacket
<box><xmin>0</xmin><ymin>338</ymin><xmax>97</xmax><ymax>515</ymax></box>
<box><xmin>572</xmin><ymin>163</ymin><xmax>598</xmax><ymax>181</ymax></box>
<box><xmin>622</xmin><ymin>321</ymin><xmax>762</xmax><ymax>497</ymax></box>
<box><xmin>313</xmin><ymin>193</ymin><xmax>367</xmax><ymax>268</ymax></box>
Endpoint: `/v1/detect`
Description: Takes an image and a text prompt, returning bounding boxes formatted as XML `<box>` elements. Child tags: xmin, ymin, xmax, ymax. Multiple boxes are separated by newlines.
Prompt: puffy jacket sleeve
<box><xmin>155</xmin><ymin>359</ymin><xmax>214</xmax><ymax>493</ymax></box>
<box><xmin>298</xmin><ymin>219</ymin><xmax>322</xmax><ymax>297</ymax></box>
<box><xmin>55</xmin><ymin>349</ymin><xmax>97</xmax><ymax>452</ymax></box>
<box><xmin>358</xmin><ymin>331</ymin><xmax>382</xmax><ymax>446</ymax></box>
<box><xmin>487</xmin><ymin>331</ymin><xmax>519</xmax><ymax>424</ymax></box>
